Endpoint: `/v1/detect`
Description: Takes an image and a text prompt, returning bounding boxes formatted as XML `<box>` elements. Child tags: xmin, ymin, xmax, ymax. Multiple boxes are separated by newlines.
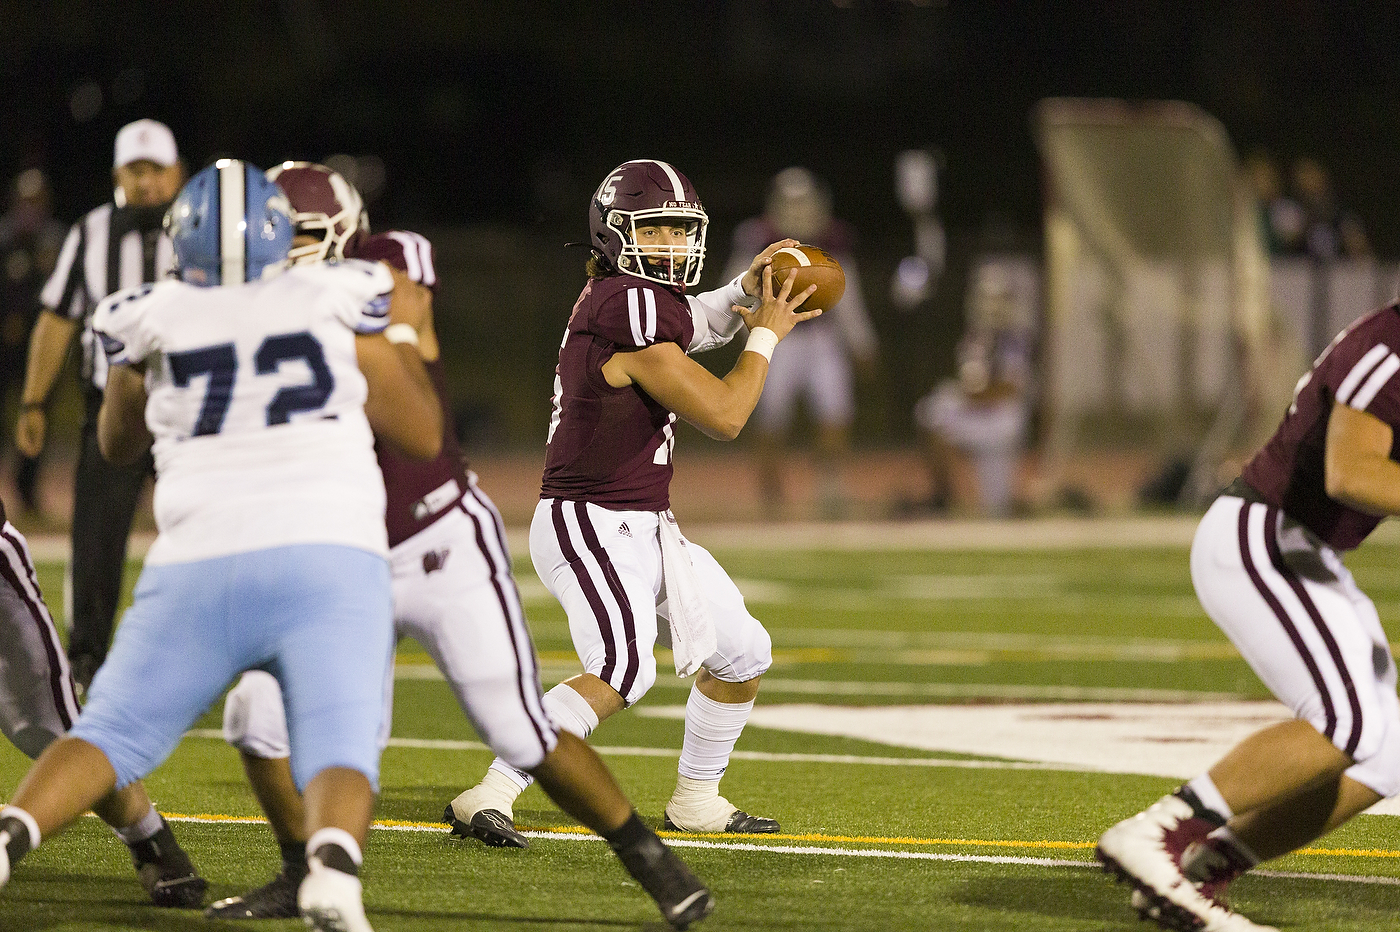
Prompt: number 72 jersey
<box><xmin>91</xmin><ymin>259</ymin><xmax>395</xmax><ymax>566</ymax></box>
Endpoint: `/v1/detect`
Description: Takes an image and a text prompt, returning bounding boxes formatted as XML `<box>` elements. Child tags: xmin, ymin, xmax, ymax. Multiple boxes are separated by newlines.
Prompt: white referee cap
<box><xmin>114</xmin><ymin>119</ymin><xmax>178</xmax><ymax>169</ymax></box>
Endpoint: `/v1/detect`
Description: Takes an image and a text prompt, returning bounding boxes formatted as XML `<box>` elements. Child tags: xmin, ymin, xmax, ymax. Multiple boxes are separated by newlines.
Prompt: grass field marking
<box><xmin>148</xmin><ymin>812</ymin><xmax>1400</xmax><ymax>886</ymax></box>
<box><xmin>414</xmin><ymin>630</ymin><xmax>1245</xmax><ymax>666</ymax></box>
<box><xmin>23</xmin><ymin>518</ymin><xmax>1398</xmax><ymax>560</ymax></box>
<box><xmin>1254</xmin><ymin>870</ymin><xmax>1400</xmax><ymax>886</ymax></box>
<box><xmin>657</xmin><ymin>831</ymin><xmax>1095</xmax><ymax>851</ymax></box>
<box><xmin>389</xmin><ymin>663</ymin><xmax>1253</xmax><ymax>701</ymax></box>
<box><xmin>655</xmin><ymin>679</ymin><xmax>1248</xmax><ymax>702</ymax></box>
<box><xmin>180</xmin><ymin>729</ymin><xmax>1088</xmax><ymax>771</ymax></box>
<box><xmin>154</xmin><ymin>811</ymin><xmax>1400</xmax><ymax>864</ymax></box>
<box><xmin>1295</xmin><ymin>847</ymin><xmax>1400</xmax><ymax>859</ymax></box>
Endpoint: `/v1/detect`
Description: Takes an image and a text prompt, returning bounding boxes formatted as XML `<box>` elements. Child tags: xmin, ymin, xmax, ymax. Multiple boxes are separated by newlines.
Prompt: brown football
<box><xmin>767</xmin><ymin>244</ymin><xmax>846</xmax><ymax>312</ymax></box>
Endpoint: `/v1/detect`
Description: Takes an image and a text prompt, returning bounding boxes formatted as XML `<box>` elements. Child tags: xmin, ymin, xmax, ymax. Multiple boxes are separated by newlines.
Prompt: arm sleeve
<box><xmin>325</xmin><ymin>260</ymin><xmax>395</xmax><ymax>335</ymax></box>
<box><xmin>38</xmin><ymin>221</ymin><xmax>87</xmax><ymax>320</ymax></box>
<box><xmin>91</xmin><ymin>284</ymin><xmax>158</xmax><ymax>366</ymax></box>
<box><xmin>685</xmin><ymin>274</ymin><xmax>750</xmax><ymax>354</ymax></box>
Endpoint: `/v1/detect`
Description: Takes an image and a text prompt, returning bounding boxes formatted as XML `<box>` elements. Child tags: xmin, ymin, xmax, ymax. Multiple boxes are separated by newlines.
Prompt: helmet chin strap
<box><xmin>641</xmin><ymin>253</ymin><xmax>679</xmax><ymax>285</ymax></box>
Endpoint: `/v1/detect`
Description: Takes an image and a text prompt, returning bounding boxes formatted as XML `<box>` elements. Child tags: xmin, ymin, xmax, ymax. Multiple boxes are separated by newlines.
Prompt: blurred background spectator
<box><xmin>723</xmin><ymin>167</ymin><xmax>878</xmax><ymax>519</ymax></box>
<box><xmin>1243</xmin><ymin>150</ymin><xmax>1300</xmax><ymax>256</ymax></box>
<box><xmin>6</xmin><ymin>5</ymin><xmax>1400</xmax><ymax>525</ymax></box>
<box><xmin>0</xmin><ymin>169</ymin><xmax>65</xmax><ymax>515</ymax></box>
<box><xmin>1289</xmin><ymin>156</ymin><xmax>1371</xmax><ymax>261</ymax></box>
<box><xmin>911</xmin><ymin>259</ymin><xmax>1038</xmax><ymax>517</ymax></box>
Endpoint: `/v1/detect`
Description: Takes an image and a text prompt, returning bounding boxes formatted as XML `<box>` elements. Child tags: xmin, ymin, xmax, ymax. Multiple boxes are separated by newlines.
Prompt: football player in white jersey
<box><xmin>0</xmin><ymin>160</ymin><xmax>443</xmax><ymax>932</ymax></box>
<box><xmin>207</xmin><ymin>162</ymin><xmax>715</xmax><ymax>931</ymax></box>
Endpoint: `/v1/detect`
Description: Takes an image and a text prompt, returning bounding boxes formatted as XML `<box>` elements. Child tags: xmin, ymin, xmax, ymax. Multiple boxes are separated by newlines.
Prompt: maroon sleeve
<box><xmin>348</xmin><ymin>230</ymin><xmax>439</xmax><ymax>291</ymax></box>
<box><xmin>1323</xmin><ymin>312</ymin><xmax>1400</xmax><ymax>428</ymax></box>
<box><xmin>588</xmin><ymin>279</ymin><xmax>694</xmax><ymax>351</ymax></box>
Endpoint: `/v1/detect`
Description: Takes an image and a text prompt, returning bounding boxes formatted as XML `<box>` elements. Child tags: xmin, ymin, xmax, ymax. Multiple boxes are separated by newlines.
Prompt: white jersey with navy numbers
<box><xmin>91</xmin><ymin>259</ymin><xmax>394</xmax><ymax>565</ymax></box>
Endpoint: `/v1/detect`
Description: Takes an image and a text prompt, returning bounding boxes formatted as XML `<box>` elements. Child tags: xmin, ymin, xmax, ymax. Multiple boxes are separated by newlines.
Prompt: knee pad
<box><xmin>542</xmin><ymin>683</ymin><xmax>599</xmax><ymax>739</ymax></box>
<box><xmin>222</xmin><ymin>670</ymin><xmax>290</xmax><ymax>759</ymax></box>
<box><xmin>1346</xmin><ymin>683</ymin><xmax>1400</xmax><ymax>798</ymax></box>
<box><xmin>1346</xmin><ymin>723</ymin><xmax>1400</xmax><ymax>798</ymax></box>
<box><xmin>626</xmin><ymin>654</ymin><xmax>659</xmax><ymax>705</ymax></box>
<box><xmin>704</xmin><ymin>615</ymin><xmax>773</xmax><ymax>683</ymax></box>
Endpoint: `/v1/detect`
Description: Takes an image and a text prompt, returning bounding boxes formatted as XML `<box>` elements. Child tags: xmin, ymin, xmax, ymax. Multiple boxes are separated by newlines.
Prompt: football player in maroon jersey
<box><xmin>1097</xmin><ymin>306</ymin><xmax>1400</xmax><ymax>932</ymax></box>
<box><xmin>206</xmin><ymin>163</ymin><xmax>714</xmax><ymax>930</ymax></box>
<box><xmin>0</xmin><ymin>495</ymin><xmax>207</xmax><ymax>907</ymax></box>
<box><xmin>447</xmin><ymin>160</ymin><xmax>820</xmax><ymax>846</ymax></box>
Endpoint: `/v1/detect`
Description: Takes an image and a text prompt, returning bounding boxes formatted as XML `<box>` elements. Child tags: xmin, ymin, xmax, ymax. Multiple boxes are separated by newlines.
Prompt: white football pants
<box><xmin>530</xmin><ymin>499</ymin><xmax>773</xmax><ymax>706</ymax></box>
<box><xmin>225</xmin><ymin>476</ymin><xmax>557</xmax><ymax>772</ymax></box>
<box><xmin>1191</xmin><ymin>494</ymin><xmax>1400</xmax><ymax>797</ymax></box>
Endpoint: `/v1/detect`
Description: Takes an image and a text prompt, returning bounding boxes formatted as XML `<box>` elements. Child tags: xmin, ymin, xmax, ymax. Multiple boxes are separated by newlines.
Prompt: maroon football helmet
<box><xmin>589</xmin><ymin>160</ymin><xmax>708</xmax><ymax>288</ymax></box>
<box><xmin>265</xmin><ymin>161</ymin><xmax>368</xmax><ymax>264</ymax></box>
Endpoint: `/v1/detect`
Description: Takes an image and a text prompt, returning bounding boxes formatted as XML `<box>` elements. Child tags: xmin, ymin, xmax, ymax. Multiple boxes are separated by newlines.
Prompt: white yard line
<box><xmin>390</xmin><ymin>664</ymin><xmax>1247</xmax><ymax>701</ymax></box>
<box><xmin>159</xmin><ymin>812</ymin><xmax>1400</xmax><ymax>885</ymax></box>
<box><xmin>25</xmin><ymin>517</ymin><xmax>1398</xmax><ymax>562</ymax></box>
<box><xmin>182</xmin><ymin>729</ymin><xmax>1077</xmax><ymax>771</ymax></box>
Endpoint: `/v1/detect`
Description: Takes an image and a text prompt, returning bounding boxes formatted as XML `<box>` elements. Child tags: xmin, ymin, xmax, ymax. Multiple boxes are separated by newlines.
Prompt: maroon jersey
<box><xmin>540</xmin><ymin>274</ymin><xmax>694</xmax><ymax>510</ymax></box>
<box><xmin>348</xmin><ymin>231</ymin><xmax>467</xmax><ymax>547</ymax></box>
<box><xmin>351</xmin><ymin>229</ymin><xmax>438</xmax><ymax>292</ymax></box>
<box><xmin>1243</xmin><ymin>304</ymin><xmax>1400</xmax><ymax>550</ymax></box>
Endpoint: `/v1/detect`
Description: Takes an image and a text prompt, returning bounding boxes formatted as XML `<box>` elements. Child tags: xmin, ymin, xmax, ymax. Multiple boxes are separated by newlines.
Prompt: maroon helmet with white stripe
<box><xmin>265</xmin><ymin>161</ymin><xmax>368</xmax><ymax>264</ymax></box>
<box><xmin>589</xmin><ymin>160</ymin><xmax>707</xmax><ymax>288</ymax></box>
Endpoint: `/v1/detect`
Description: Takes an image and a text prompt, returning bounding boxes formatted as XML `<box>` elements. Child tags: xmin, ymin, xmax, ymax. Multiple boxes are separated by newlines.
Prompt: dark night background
<box><xmin>6</xmin><ymin>0</ymin><xmax>1400</xmax><ymax>447</ymax></box>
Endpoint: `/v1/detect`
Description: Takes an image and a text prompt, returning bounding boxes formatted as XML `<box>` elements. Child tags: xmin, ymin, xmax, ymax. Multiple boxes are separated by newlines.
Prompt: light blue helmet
<box><xmin>164</xmin><ymin>159</ymin><xmax>293</xmax><ymax>286</ymax></box>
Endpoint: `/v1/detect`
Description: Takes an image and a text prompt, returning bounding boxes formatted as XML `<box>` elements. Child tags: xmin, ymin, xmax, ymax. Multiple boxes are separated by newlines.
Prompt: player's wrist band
<box><xmin>744</xmin><ymin>327</ymin><xmax>778</xmax><ymax>362</ymax></box>
<box><xmin>19</xmin><ymin>401</ymin><xmax>44</xmax><ymax>412</ymax></box>
<box><xmin>383</xmin><ymin>323</ymin><xmax>420</xmax><ymax>347</ymax></box>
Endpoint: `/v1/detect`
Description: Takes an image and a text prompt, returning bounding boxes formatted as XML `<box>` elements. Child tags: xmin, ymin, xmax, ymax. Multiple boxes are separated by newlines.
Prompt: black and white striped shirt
<box><xmin>39</xmin><ymin>202</ymin><xmax>174</xmax><ymax>391</ymax></box>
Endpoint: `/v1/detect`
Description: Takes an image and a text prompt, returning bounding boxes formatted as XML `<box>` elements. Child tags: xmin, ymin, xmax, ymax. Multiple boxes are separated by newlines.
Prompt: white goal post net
<box><xmin>1033</xmin><ymin>98</ymin><xmax>1298</xmax><ymax>506</ymax></box>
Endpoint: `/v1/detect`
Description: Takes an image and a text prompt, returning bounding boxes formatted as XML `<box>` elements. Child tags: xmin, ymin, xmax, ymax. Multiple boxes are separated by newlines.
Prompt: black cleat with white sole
<box><xmin>130</xmin><ymin>818</ymin><xmax>208</xmax><ymax>909</ymax></box>
<box><xmin>442</xmin><ymin>804</ymin><xmax>529</xmax><ymax>849</ymax></box>
<box><xmin>204</xmin><ymin>868</ymin><xmax>302</xmax><ymax>919</ymax></box>
<box><xmin>611</xmin><ymin>831</ymin><xmax>714</xmax><ymax>930</ymax></box>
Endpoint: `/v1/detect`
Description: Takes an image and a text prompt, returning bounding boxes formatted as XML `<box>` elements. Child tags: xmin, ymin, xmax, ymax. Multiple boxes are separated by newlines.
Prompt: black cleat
<box><xmin>662</xmin><ymin>809</ymin><xmax>780</xmax><ymax>834</ymax></box>
<box><xmin>129</xmin><ymin>819</ymin><xmax>207</xmax><ymax>908</ymax></box>
<box><xmin>69</xmin><ymin>653</ymin><xmax>100</xmax><ymax>700</ymax></box>
<box><xmin>612</xmin><ymin>832</ymin><xmax>715</xmax><ymax>930</ymax></box>
<box><xmin>203</xmin><ymin>868</ymin><xmax>302</xmax><ymax>919</ymax></box>
<box><xmin>442</xmin><ymin>804</ymin><xmax>529</xmax><ymax>849</ymax></box>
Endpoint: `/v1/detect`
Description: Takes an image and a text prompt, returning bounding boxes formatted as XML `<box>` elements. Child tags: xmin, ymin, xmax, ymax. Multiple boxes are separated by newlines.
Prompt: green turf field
<box><xmin>3</xmin><ymin>528</ymin><xmax>1398</xmax><ymax>930</ymax></box>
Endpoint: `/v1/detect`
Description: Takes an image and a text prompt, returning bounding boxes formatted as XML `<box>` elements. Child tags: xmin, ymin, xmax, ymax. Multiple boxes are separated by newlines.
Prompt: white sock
<box><xmin>1185</xmin><ymin>774</ymin><xmax>1234</xmax><ymax>821</ymax></box>
<box><xmin>485</xmin><ymin>759</ymin><xmax>533</xmax><ymax>795</ymax></box>
<box><xmin>112</xmin><ymin>804</ymin><xmax>164</xmax><ymax>845</ymax></box>
<box><xmin>677</xmin><ymin>684</ymin><xmax>753</xmax><ymax>781</ymax></box>
<box><xmin>0</xmin><ymin>805</ymin><xmax>40</xmax><ymax>851</ymax></box>
<box><xmin>542</xmin><ymin>683</ymin><xmax>600</xmax><ymax>739</ymax></box>
<box><xmin>451</xmin><ymin>762</ymin><xmax>532</xmax><ymax>821</ymax></box>
<box><xmin>306</xmin><ymin>827</ymin><xmax>362</xmax><ymax>869</ymax></box>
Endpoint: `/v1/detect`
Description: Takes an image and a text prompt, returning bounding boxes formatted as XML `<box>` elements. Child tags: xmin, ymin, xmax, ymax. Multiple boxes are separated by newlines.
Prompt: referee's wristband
<box><xmin>743</xmin><ymin>327</ymin><xmax>779</xmax><ymax>362</ymax></box>
<box><xmin>383</xmin><ymin>323</ymin><xmax>420</xmax><ymax>347</ymax></box>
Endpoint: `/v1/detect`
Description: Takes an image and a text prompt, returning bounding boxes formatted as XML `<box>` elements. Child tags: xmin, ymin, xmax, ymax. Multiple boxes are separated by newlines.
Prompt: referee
<box><xmin>14</xmin><ymin>119</ymin><xmax>185</xmax><ymax>692</ymax></box>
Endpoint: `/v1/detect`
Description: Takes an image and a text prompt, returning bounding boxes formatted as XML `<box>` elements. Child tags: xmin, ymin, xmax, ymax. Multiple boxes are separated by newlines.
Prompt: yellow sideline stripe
<box><xmin>1295</xmin><ymin>846</ymin><xmax>1400</xmax><ymax>859</ymax></box>
<box><xmin>155</xmin><ymin>812</ymin><xmax>1400</xmax><ymax>859</ymax></box>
